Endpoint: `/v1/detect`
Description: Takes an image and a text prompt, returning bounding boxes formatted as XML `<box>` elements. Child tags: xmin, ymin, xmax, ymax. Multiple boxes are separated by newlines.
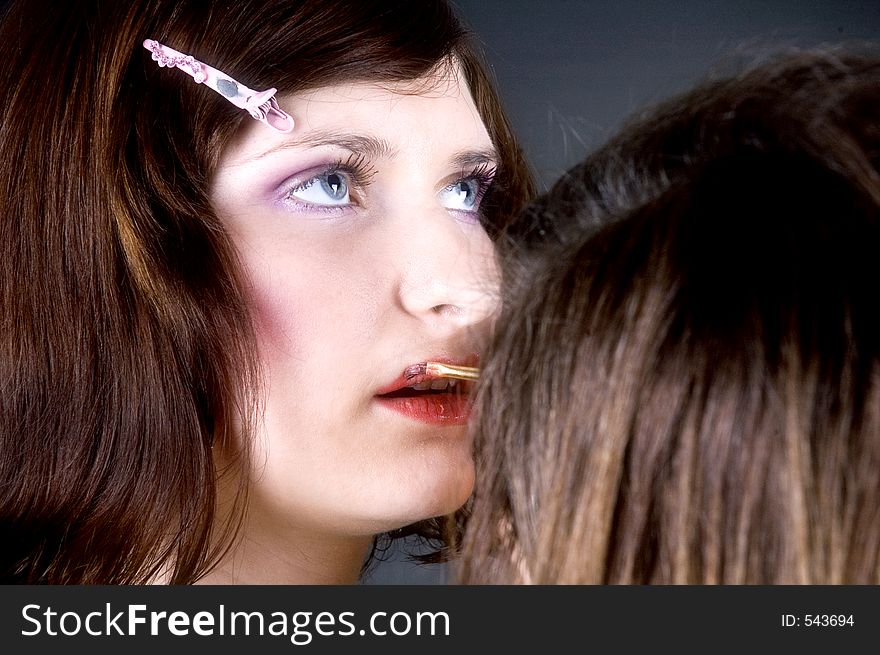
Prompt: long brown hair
<box><xmin>0</xmin><ymin>0</ymin><xmax>533</xmax><ymax>583</ymax></box>
<box><xmin>459</xmin><ymin>49</ymin><xmax>880</xmax><ymax>584</ymax></box>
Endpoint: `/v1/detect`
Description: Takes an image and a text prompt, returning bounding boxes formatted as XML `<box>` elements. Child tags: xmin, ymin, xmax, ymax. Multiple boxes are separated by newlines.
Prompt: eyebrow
<box><xmin>451</xmin><ymin>148</ymin><xmax>499</xmax><ymax>171</ymax></box>
<box><xmin>245</xmin><ymin>131</ymin><xmax>394</xmax><ymax>164</ymax></box>
<box><xmin>243</xmin><ymin>130</ymin><xmax>499</xmax><ymax>170</ymax></box>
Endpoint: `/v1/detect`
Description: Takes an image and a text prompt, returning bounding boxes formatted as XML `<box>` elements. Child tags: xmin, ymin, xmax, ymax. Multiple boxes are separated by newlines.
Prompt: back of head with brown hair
<box><xmin>459</xmin><ymin>48</ymin><xmax>880</xmax><ymax>584</ymax></box>
<box><xmin>0</xmin><ymin>0</ymin><xmax>533</xmax><ymax>583</ymax></box>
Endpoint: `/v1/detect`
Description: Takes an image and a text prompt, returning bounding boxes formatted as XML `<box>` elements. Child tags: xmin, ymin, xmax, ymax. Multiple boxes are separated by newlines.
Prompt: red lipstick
<box><xmin>375</xmin><ymin>357</ymin><xmax>477</xmax><ymax>425</ymax></box>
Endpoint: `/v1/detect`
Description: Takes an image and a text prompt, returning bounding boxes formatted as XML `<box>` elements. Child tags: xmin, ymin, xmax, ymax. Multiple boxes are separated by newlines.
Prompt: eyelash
<box><xmin>326</xmin><ymin>152</ymin><xmax>376</xmax><ymax>192</ymax></box>
<box><xmin>454</xmin><ymin>161</ymin><xmax>498</xmax><ymax>213</ymax></box>
<box><xmin>278</xmin><ymin>157</ymin><xmax>498</xmax><ymax>215</ymax></box>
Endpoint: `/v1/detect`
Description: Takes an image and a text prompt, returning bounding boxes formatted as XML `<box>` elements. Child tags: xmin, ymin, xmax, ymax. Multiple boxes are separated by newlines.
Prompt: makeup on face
<box><xmin>226</xmin><ymin>128</ymin><xmax>499</xmax><ymax>223</ymax></box>
<box><xmin>210</xmin><ymin>72</ymin><xmax>494</xmax><ymax>537</ymax></box>
<box><xmin>374</xmin><ymin>359</ymin><xmax>480</xmax><ymax>426</ymax></box>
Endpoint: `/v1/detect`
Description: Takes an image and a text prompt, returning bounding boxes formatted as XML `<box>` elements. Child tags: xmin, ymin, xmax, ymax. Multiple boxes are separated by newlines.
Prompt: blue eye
<box><xmin>288</xmin><ymin>171</ymin><xmax>351</xmax><ymax>206</ymax></box>
<box><xmin>440</xmin><ymin>178</ymin><xmax>480</xmax><ymax>211</ymax></box>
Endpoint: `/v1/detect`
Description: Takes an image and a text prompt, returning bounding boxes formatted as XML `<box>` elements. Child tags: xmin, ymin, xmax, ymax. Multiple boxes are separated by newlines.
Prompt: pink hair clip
<box><xmin>143</xmin><ymin>39</ymin><xmax>294</xmax><ymax>133</ymax></box>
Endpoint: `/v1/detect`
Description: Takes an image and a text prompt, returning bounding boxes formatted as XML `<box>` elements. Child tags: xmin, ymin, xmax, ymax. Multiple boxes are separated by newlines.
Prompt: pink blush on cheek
<box><xmin>245</xmin><ymin>278</ymin><xmax>306</xmax><ymax>360</ymax></box>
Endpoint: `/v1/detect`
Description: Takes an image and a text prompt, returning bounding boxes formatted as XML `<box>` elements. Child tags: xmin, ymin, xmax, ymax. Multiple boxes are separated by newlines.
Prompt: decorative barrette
<box><xmin>143</xmin><ymin>39</ymin><xmax>294</xmax><ymax>133</ymax></box>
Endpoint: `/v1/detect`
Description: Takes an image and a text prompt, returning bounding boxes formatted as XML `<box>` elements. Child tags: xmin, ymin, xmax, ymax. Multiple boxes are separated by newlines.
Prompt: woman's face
<box><xmin>210</xmin><ymin>67</ymin><xmax>499</xmax><ymax>537</ymax></box>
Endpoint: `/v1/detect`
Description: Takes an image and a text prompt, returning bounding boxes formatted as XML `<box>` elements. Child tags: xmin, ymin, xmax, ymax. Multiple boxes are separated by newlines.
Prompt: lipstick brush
<box><xmin>404</xmin><ymin>362</ymin><xmax>480</xmax><ymax>382</ymax></box>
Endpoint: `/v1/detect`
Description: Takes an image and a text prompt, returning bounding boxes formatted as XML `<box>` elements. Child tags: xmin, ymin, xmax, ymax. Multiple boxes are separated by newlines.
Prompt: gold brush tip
<box><xmin>403</xmin><ymin>362</ymin><xmax>480</xmax><ymax>381</ymax></box>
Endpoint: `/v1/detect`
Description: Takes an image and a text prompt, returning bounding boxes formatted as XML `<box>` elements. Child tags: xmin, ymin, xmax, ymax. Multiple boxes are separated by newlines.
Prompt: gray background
<box><xmin>364</xmin><ymin>0</ymin><xmax>880</xmax><ymax>584</ymax></box>
<box><xmin>455</xmin><ymin>0</ymin><xmax>880</xmax><ymax>190</ymax></box>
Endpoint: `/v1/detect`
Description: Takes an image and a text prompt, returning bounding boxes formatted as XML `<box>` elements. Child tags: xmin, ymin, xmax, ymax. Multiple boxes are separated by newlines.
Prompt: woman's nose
<box><xmin>394</xmin><ymin>210</ymin><xmax>500</xmax><ymax>334</ymax></box>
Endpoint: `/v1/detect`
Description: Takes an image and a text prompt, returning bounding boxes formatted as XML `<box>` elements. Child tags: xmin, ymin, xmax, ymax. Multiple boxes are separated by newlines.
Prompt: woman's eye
<box><xmin>287</xmin><ymin>171</ymin><xmax>351</xmax><ymax>206</ymax></box>
<box><xmin>439</xmin><ymin>178</ymin><xmax>481</xmax><ymax>211</ymax></box>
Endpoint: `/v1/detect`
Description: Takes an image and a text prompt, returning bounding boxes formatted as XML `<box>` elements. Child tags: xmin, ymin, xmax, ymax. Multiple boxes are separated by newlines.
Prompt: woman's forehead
<box><xmin>220</xmin><ymin>67</ymin><xmax>493</xmax><ymax>168</ymax></box>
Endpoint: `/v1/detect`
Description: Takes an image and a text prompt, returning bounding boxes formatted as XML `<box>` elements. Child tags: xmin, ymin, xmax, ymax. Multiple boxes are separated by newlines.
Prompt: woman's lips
<box><xmin>374</xmin><ymin>391</ymin><xmax>471</xmax><ymax>425</ymax></box>
<box><xmin>375</xmin><ymin>357</ymin><xmax>477</xmax><ymax>425</ymax></box>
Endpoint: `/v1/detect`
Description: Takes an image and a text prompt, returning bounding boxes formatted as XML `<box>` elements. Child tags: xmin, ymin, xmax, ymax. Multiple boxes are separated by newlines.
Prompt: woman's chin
<box><xmin>360</xmin><ymin>460</ymin><xmax>475</xmax><ymax>534</ymax></box>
